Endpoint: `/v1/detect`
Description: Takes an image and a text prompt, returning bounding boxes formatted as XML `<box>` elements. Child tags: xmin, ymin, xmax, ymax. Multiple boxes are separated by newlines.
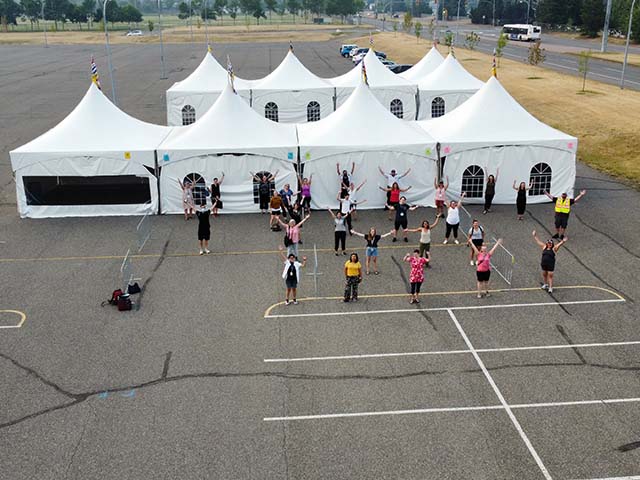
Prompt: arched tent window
<box><xmin>184</xmin><ymin>173</ymin><xmax>208</xmax><ymax>205</ymax></box>
<box><xmin>182</xmin><ymin>105</ymin><xmax>196</xmax><ymax>125</ymax></box>
<box><xmin>307</xmin><ymin>101</ymin><xmax>321</xmax><ymax>122</ymax></box>
<box><xmin>529</xmin><ymin>163</ymin><xmax>552</xmax><ymax>196</ymax></box>
<box><xmin>390</xmin><ymin>99</ymin><xmax>403</xmax><ymax>119</ymax></box>
<box><xmin>461</xmin><ymin>165</ymin><xmax>485</xmax><ymax>198</ymax></box>
<box><xmin>265</xmin><ymin>102</ymin><xmax>279</xmax><ymax>122</ymax></box>
<box><xmin>252</xmin><ymin>171</ymin><xmax>275</xmax><ymax>204</ymax></box>
<box><xmin>431</xmin><ymin>97</ymin><xmax>445</xmax><ymax>118</ymax></box>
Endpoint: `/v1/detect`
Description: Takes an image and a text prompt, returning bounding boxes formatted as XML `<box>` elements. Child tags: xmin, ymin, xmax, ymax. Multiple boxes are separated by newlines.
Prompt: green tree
<box><xmin>250</xmin><ymin>0</ymin><xmax>265</xmax><ymax>23</ymax></box>
<box><xmin>578</xmin><ymin>49</ymin><xmax>591</xmax><ymax>92</ymax></box>
<box><xmin>414</xmin><ymin>20</ymin><xmax>422</xmax><ymax>42</ymax></box>
<box><xmin>228</xmin><ymin>0</ymin><xmax>239</xmax><ymax>23</ymax></box>
<box><xmin>402</xmin><ymin>10</ymin><xmax>412</xmax><ymax>32</ymax></box>
<box><xmin>21</xmin><ymin>0</ymin><xmax>42</xmax><ymax>30</ymax></box>
<box><xmin>178</xmin><ymin>1</ymin><xmax>190</xmax><ymax>19</ymax></box>
<box><xmin>309</xmin><ymin>0</ymin><xmax>323</xmax><ymax>16</ymax></box>
<box><xmin>81</xmin><ymin>0</ymin><xmax>95</xmax><ymax>28</ymax></box>
<box><xmin>392</xmin><ymin>19</ymin><xmax>397</xmax><ymax>36</ymax></box>
<box><xmin>121</xmin><ymin>4</ymin><xmax>143</xmax><ymax>24</ymax></box>
<box><xmin>464</xmin><ymin>31</ymin><xmax>480</xmax><ymax>50</ymax></box>
<box><xmin>443</xmin><ymin>29</ymin><xmax>454</xmax><ymax>48</ymax></box>
<box><xmin>287</xmin><ymin>0</ymin><xmax>299</xmax><ymax>21</ymax></box>
<box><xmin>580</xmin><ymin>0</ymin><xmax>605</xmax><ymax>38</ymax></box>
<box><xmin>213</xmin><ymin>0</ymin><xmax>226</xmax><ymax>23</ymax></box>
<box><xmin>527</xmin><ymin>40</ymin><xmax>547</xmax><ymax>65</ymax></box>
<box><xmin>264</xmin><ymin>0</ymin><xmax>276</xmax><ymax>21</ymax></box>
<box><xmin>495</xmin><ymin>32</ymin><xmax>508</xmax><ymax>66</ymax></box>
<box><xmin>537</xmin><ymin>0</ymin><xmax>568</xmax><ymax>25</ymax></box>
<box><xmin>148</xmin><ymin>18</ymin><xmax>154</xmax><ymax>31</ymax></box>
<box><xmin>0</xmin><ymin>0</ymin><xmax>22</xmax><ymax>29</ymax></box>
<box><xmin>438</xmin><ymin>0</ymin><xmax>466</xmax><ymax>20</ymax></box>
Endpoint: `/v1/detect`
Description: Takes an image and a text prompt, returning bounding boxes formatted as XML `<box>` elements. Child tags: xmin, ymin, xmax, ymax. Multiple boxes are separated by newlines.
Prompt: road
<box><xmin>362</xmin><ymin>17</ymin><xmax>640</xmax><ymax>90</ymax></box>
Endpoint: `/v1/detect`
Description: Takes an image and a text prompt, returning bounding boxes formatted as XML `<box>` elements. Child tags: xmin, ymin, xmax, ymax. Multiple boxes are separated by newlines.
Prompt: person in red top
<box><xmin>403</xmin><ymin>249</ymin><xmax>429</xmax><ymax>304</ymax></box>
<box><xmin>469</xmin><ymin>238</ymin><xmax>503</xmax><ymax>298</ymax></box>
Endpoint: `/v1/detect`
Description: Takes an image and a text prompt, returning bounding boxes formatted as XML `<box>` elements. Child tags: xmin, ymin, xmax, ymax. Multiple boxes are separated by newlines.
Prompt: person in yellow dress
<box><xmin>344</xmin><ymin>253</ymin><xmax>362</xmax><ymax>302</ymax></box>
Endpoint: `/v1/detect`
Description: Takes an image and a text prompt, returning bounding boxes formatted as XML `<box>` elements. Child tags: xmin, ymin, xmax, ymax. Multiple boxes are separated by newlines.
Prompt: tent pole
<box><xmin>436</xmin><ymin>142</ymin><xmax>442</xmax><ymax>182</ymax></box>
<box><xmin>154</xmin><ymin>150</ymin><xmax>162</xmax><ymax>215</ymax></box>
<box><xmin>415</xmin><ymin>88</ymin><xmax>420</xmax><ymax>120</ymax></box>
<box><xmin>249</xmin><ymin>89</ymin><xmax>253</xmax><ymax>107</ymax></box>
<box><xmin>333</xmin><ymin>87</ymin><xmax>337</xmax><ymax>111</ymax></box>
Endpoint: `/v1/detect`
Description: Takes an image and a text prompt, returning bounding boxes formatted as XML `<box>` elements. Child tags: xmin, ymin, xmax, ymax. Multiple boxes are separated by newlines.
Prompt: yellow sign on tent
<box><xmin>124</xmin><ymin>152</ymin><xmax>131</xmax><ymax>160</ymax></box>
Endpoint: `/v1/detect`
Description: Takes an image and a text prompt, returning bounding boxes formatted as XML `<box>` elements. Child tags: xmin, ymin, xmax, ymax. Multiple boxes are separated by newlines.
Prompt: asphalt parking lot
<box><xmin>2</xmin><ymin>41</ymin><xmax>640</xmax><ymax>480</ymax></box>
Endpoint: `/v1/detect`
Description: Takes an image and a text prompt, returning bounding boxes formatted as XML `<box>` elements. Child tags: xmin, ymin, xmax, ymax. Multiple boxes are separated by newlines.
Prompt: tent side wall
<box><xmin>159</xmin><ymin>153</ymin><xmax>297</xmax><ymax>214</ymax></box>
<box><xmin>250</xmin><ymin>88</ymin><xmax>336</xmax><ymax>124</ymax></box>
<box><xmin>12</xmin><ymin>155</ymin><xmax>158</xmax><ymax>218</ymax></box>
<box><xmin>166</xmin><ymin>90</ymin><xmax>251</xmax><ymax>126</ymax></box>
<box><xmin>442</xmin><ymin>145</ymin><xmax>577</xmax><ymax>204</ymax></box>
<box><xmin>335</xmin><ymin>86</ymin><xmax>418</xmax><ymax>121</ymax></box>
<box><xmin>301</xmin><ymin>151</ymin><xmax>438</xmax><ymax>210</ymax></box>
<box><xmin>417</xmin><ymin>91</ymin><xmax>477</xmax><ymax>120</ymax></box>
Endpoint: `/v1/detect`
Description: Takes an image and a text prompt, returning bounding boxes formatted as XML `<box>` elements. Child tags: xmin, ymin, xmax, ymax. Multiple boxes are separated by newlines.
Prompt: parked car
<box><xmin>352</xmin><ymin>48</ymin><xmax>387</xmax><ymax>63</ymax></box>
<box><xmin>381</xmin><ymin>59</ymin><xmax>396</xmax><ymax>67</ymax></box>
<box><xmin>126</xmin><ymin>30</ymin><xmax>143</xmax><ymax>36</ymax></box>
<box><xmin>350</xmin><ymin>47</ymin><xmax>369</xmax><ymax>60</ymax></box>
<box><xmin>340</xmin><ymin>44</ymin><xmax>358</xmax><ymax>57</ymax></box>
<box><xmin>389</xmin><ymin>64</ymin><xmax>413</xmax><ymax>74</ymax></box>
<box><xmin>392</xmin><ymin>13</ymin><xmax>400</xmax><ymax>18</ymax></box>
<box><xmin>375</xmin><ymin>51</ymin><xmax>387</xmax><ymax>59</ymax></box>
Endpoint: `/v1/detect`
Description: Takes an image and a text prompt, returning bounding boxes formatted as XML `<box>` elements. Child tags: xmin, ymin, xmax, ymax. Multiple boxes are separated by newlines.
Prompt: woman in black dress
<box><xmin>209</xmin><ymin>172</ymin><xmax>225</xmax><ymax>217</ymax></box>
<box><xmin>483</xmin><ymin>169</ymin><xmax>499</xmax><ymax>214</ymax></box>
<box><xmin>532</xmin><ymin>230</ymin><xmax>568</xmax><ymax>294</ymax></box>
<box><xmin>512</xmin><ymin>180</ymin><xmax>531</xmax><ymax>221</ymax></box>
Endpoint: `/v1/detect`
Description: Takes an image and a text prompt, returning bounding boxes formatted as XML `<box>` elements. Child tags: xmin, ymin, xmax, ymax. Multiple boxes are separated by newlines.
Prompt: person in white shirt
<box><xmin>278</xmin><ymin>245</ymin><xmax>307</xmax><ymax>306</ymax></box>
<box><xmin>337</xmin><ymin>192</ymin><xmax>366</xmax><ymax>234</ymax></box>
<box><xmin>466</xmin><ymin>219</ymin><xmax>485</xmax><ymax>265</ymax></box>
<box><xmin>347</xmin><ymin>180</ymin><xmax>367</xmax><ymax>220</ymax></box>
<box><xmin>443</xmin><ymin>192</ymin><xmax>466</xmax><ymax>244</ymax></box>
<box><xmin>378</xmin><ymin>166</ymin><xmax>411</xmax><ymax>208</ymax></box>
<box><xmin>337</xmin><ymin>162</ymin><xmax>355</xmax><ymax>199</ymax></box>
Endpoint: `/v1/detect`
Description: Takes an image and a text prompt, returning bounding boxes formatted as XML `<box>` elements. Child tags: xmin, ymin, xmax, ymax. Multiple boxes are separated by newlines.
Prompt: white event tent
<box><xmin>297</xmin><ymin>82</ymin><xmax>438</xmax><ymax>210</ymax></box>
<box><xmin>417</xmin><ymin>53</ymin><xmax>484</xmax><ymax>120</ymax></box>
<box><xmin>418</xmin><ymin>76</ymin><xmax>577</xmax><ymax>204</ymax></box>
<box><xmin>166</xmin><ymin>51</ymin><xmax>252</xmax><ymax>126</ymax></box>
<box><xmin>10</xmin><ymin>83</ymin><xmax>171</xmax><ymax>218</ymax></box>
<box><xmin>158</xmin><ymin>84</ymin><xmax>298</xmax><ymax>214</ymax></box>
<box><xmin>330</xmin><ymin>49</ymin><xmax>419</xmax><ymax>121</ymax></box>
<box><xmin>399</xmin><ymin>45</ymin><xmax>445</xmax><ymax>83</ymax></box>
<box><xmin>250</xmin><ymin>50</ymin><xmax>336</xmax><ymax>123</ymax></box>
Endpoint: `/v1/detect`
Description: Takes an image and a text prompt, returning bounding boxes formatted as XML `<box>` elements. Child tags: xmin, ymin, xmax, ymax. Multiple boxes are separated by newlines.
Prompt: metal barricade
<box><xmin>489</xmin><ymin>236</ymin><xmax>516</xmax><ymax>286</ymax></box>
<box><xmin>136</xmin><ymin>212</ymin><xmax>152</xmax><ymax>252</ymax></box>
<box><xmin>305</xmin><ymin>244</ymin><xmax>323</xmax><ymax>297</ymax></box>
<box><xmin>121</xmin><ymin>249</ymin><xmax>134</xmax><ymax>292</ymax></box>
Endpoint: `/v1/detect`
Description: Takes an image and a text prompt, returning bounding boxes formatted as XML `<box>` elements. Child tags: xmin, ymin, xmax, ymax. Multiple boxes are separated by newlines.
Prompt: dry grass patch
<box><xmin>355</xmin><ymin>32</ymin><xmax>640</xmax><ymax>185</ymax></box>
<box><xmin>570</xmin><ymin>51</ymin><xmax>640</xmax><ymax>68</ymax></box>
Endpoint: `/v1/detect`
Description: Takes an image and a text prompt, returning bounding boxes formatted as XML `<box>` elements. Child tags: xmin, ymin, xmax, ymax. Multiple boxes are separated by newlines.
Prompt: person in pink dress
<box><xmin>403</xmin><ymin>249</ymin><xmax>429</xmax><ymax>304</ymax></box>
<box><xmin>469</xmin><ymin>238</ymin><xmax>503</xmax><ymax>298</ymax></box>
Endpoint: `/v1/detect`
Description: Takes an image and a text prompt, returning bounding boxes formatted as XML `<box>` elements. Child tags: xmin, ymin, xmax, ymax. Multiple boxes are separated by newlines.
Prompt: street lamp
<box><xmin>40</xmin><ymin>1</ymin><xmax>48</xmax><ymax>47</ymax></box>
<box><xmin>103</xmin><ymin>0</ymin><xmax>118</xmax><ymax>105</ymax></box>
<box><xmin>158</xmin><ymin>0</ymin><xmax>167</xmax><ymax>79</ymax></box>
<box><xmin>455</xmin><ymin>0</ymin><xmax>462</xmax><ymax>45</ymax></box>
<box><xmin>188</xmin><ymin>0</ymin><xmax>195</xmax><ymax>56</ymax></box>
<box><xmin>620</xmin><ymin>0</ymin><xmax>637</xmax><ymax>89</ymax></box>
<box><xmin>203</xmin><ymin>0</ymin><xmax>210</xmax><ymax>47</ymax></box>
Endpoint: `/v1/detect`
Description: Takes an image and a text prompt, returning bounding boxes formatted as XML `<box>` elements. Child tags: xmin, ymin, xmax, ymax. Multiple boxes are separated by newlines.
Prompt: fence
<box><xmin>136</xmin><ymin>212</ymin><xmax>152</xmax><ymax>252</ymax></box>
<box><xmin>305</xmin><ymin>244</ymin><xmax>323</xmax><ymax>297</ymax></box>
<box><xmin>459</xmin><ymin>205</ymin><xmax>515</xmax><ymax>286</ymax></box>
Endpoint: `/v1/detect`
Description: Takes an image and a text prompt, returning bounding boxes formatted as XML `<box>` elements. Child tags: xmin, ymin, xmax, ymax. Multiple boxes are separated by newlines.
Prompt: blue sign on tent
<box><xmin>163</xmin><ymin>153</ymin><xmax>170</xmax><ymax>162</ymax></box>
<box><xmin>287</xmin><ymin>152</ymin><xmax>294</xmax><ymax>160</ymax></box>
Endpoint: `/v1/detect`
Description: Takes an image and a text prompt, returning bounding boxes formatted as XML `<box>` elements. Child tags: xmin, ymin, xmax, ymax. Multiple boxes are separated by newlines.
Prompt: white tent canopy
<box><xmin>418</xmin><ymin>76</ymin><xmax>577</xmax><ymax>204</ymax></box>
<box><xmin>417</xmin><ymin>54</ymin><xmax>484</xmax><ymax>120</ymax></box>
<box><xmin>10</xmin><ymin>83</ymin><xmax>172</xmax><ymax>218</ymax></box>
<box><xmin>250</xmin><ymin>50</ymin><xmax>336</xmax><ymax>123</ymax></box>
<box><xmin>330</xmin><ymin>49</ymin><xmax>419</xmax><ymax>121</ymax></box>
<box><xmin>298</xmin><ymin>82</ymin><xmax>438</xmax><ymax>209</ymax></box>
<box><xmin>159</xmin><ymin>83</ymin><xmax>298</xmax><ymax>213</ymax></box>
<box><xmin>399</xmin><ymin>46</ymin><xmax>445</xmax><ymax>83</ymax></box>
<box><xmin>166</xmin><ymin>51</ymin><xmax>252</xmax><ymax>126</ymax></box>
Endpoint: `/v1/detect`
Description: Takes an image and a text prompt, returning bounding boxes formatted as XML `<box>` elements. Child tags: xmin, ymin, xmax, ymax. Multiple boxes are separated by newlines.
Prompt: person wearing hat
<box><xmin>378</xmin><ymin>166</ymin><xmax>411</xmax><ymax>209</ymax></box>
<box><xmin>544</xmin><ymin>190</ymin><xmax>586</xmax><ymax>239</ymax></box>
<box><xmin>532</xmin><ymin>230</ymin><xmax>568</xmax><ymax>294</ymax></box>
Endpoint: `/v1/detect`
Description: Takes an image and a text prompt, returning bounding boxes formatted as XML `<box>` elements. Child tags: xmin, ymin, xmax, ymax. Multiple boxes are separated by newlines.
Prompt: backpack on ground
<box><xmin>108</xmin><ymin>289</ymin><xmax>123</xmax><ymax>306</ymax></box>
<box><xmin>117</xmin><ymin>294</ymin><xmax>132</xmax><ymax>311</ymax></box>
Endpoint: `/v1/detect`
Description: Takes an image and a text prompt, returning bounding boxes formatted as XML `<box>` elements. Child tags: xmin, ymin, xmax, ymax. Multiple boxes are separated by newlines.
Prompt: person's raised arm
<box><xmin>400</xmin><ymin>168</ymin><xmax>412</xmax><ymax>179</ymax></box>
<box><xmin>177</xmin><ymin>178</ymin><xmax>184</xmax><ymax>189</ymax></box>
<box><xmin>354</xmin><ymin>199</ymin><xmax>367</xmax><ymax>207</ymax></box>
<box><xmin>458</xmin><ymin>191</ymin><xmax>466</xmax><ymax>206</ymax></box>
<box><xmin>297</xmin><ymin>173</ymin><xmax>303</xmax><ymax>185</ymax></box>
<box><xmin>336</xmin><ymin>163</ymin><xmax>341</xmax><ymax>176</ymax></box>
<box><xmin>574</xmin><ymin>190</ymin><xmax>587</xmax><ymax>203</ymax></box>
<box><xmin>386</xmin><ymin>203</ymin><xmax>395</xmax><ymax>211</ymax></box>
<box><xmin>308</xmin><ymin>174</ymin><xmax>313</xmax><ymax>184</ymax></box>
<box><xmin>327</xmin><ymin>208</ymin><xmax>336</xmax><ymax>219</ymax></box>
<box><xmin>356</xmin><ymin>179</ymin><xmax>367</xmax><ymax>191</ymax></box>
<box><xmin>468</xmin><ymin>236</ymin><xmax>479</xmax><ymax>254</ymax></box>
<box><xmin>378</xmin><ymin>185</ymin><xmax>389</xmax><ymax>192</ymax></box>
<box><xmin>297</xmin><ymin>215</ymin><xmax>311</xmax><ymax>227</ymax></box>
<box><xmin>403</xmin><ymin>253</ymin><xmax>411</xmax><ymax>262</ymax></box>
<box><xmin>278</xmin><ymin>245</ymin><xmax>287</xmax><ymax>262</ymax></box>
<box><xmin>532</xmin><ymin>230</ymin><xmax>546</xmax><ymax>249</ymax></box>
<box><xmin>431</xmin><ymin>216</ymin><xmax>441</xmax><ymax>229</ymax></box>
<box><xmin>444</xmin><ymin>176</ymin><xmax>449</xmax><ymax>190</ymax></box>
<box><xmin>300</xmin><ymin>255</ymin><xmax>308</xmax><ymax>268</ymax></box>
<box><xmin>489</xmin><ymin>238</ymin><xmax>503</xmax><ymax>256</ymax></box>
<box><xmin>219</xmin><ymin>172</ymin><xmax>225</xmax><ymax>184</ymax></box>
<box><xmin>351</xmin><ymin>229</ymin><xmax>364</xmax><ymax>238</ymax></box>
<box><xmin>380</xmin><ymin>230</ymin><xmax>394</xmax><ymax>238</ymax></box>
<box><xmin>434</xmin><ymin>177</ymin><xmax>438</xmax><ymax>189</ymax></box>
<box><xmin>494</xmin><ymin>168</ymin><xmax>500</xmax><ymax>183</ymax></box>
<box><xmin>409</xmin><ymin>204</ymin><xmax>419</xmax><ymax>211</ymax></box>
<box><xmin>350</xmin><ymin>162</ymin><xmax>355</xmax><ymax>175</ymax></box>
<box><xmin>276</xmin><ymin>217</ymin><xmax>288</xmax><ymax>229</ymax></box>
<box><xmin>400</xmin><ymin>185</ymin><xmax>412</xmax><ymax>192</ymax></box>
<box><xmin>543</xmin><ymin>190</ymin><xmax>554</xmax><ymax>201</ymax></box>
<box><xmin>554</xmin><ymin>236</ymin><xmax>568</xmax><ymax>252</ymax></box>
<box><xmin>512</xmin><ymin>180</ymin><xmax>517</xmax><ymax>190</ymax></box>
<box><xmin>378</xmin><ymin>166</ymin><xmax>386</xmax><ymax>177</ymax></box>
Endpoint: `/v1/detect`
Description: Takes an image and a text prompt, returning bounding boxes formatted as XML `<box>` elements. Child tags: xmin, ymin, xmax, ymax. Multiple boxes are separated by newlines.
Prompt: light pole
<box><xmin>620</xmin><ymin>0</ymin><xmax>637</xmax><ymax>89</ymax></box>
<box><xmin>188</xmin><ymin>0</ymin><xmax>195</xmax><ymax>56</ymax></box>
<box><xmin>41</xmin><ymin>1</ymin><xmax>48</xmax><ymax>47</ymax></box>
<box><xmin>203</xmin><ymin>0</ymin><xmax>210</xmax><ymax>47</ymax></box>
<box><xmin>492</xmin><ymin>0</ymin><xmax>496</xmax><ymax>27</ymax></box>
<box><xmin>455</xmin><ymin>0</ymin><xmax>462</xmax><ymax>45</ymax></box>
<box><xmin>601</xmin><ymin>0</ymin><xmax>613</xmax><ymax>53</ymax></box>
<box><xmin>525</xmin><ymin>0</ymin><xmax>531</xmax><ymax>25</ymax></box>
<box><xmin>103</xmin><ymin>0</ymin><xmax>117</xmax><ymax>105</ymax></box>
<box><xmin>158</xmin><ymin>0</ymin><xmax>167</xmax><ymax>79</ymax></box>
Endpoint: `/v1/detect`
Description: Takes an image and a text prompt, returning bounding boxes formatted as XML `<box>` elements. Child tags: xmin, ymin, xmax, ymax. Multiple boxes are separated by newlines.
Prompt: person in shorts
<box><xmin>269</xmin><ymin>190</ymin><xmax>283</xmax><ymax>230</ymax></box>
<box><xmin>208</xmin><ymin>172</ymin><xmax>224</xmax><ymax>217</ymax></box>
<box><xmin>544</xmin><ymin>190</ymin><xmax>586</xmax><ymax>239</ymax></box>
<box><xmin>407</xmin><ymin>217</ymin><xmax>440</xmax><ymax>266</ymax></box>
<box><xmin>378</xmin><ymin>166</ymin><xmax>411</xmax><ymax>209</ymax></box>
<box><xmin>387</xmin><ymin>196</ymin><xmax>419</xmax><ymax>242</ymax></box>
<box><xmin>433</xmin><ymin>176</ymin><xmax>449</xmax><ymax>218</ymax></box>
<box><xmin>351</xmin><ymin>227</ymin><xmax>394</xmax><ymax>275</ymax></box>
<box><xmin>468</xmin><ymin>238</ymin><xmax>503</xmax><ymax>298</ymax></box>
<box><xmin>532</xmin><ymin>230</ymin><xmax>568</xmax><ymax>294</ymax></box>
<box><xmin>466</xmin><ymin>219</ymin><xmax>485</xmax><ymax>266</ymax></box>
<box><xmin>195</xmin><ymin>203</ymin><xmax>212</xmax><ymax>255</ymax></box>
<box><xmin>279</xmin><ymin>246</ymin><xmax>307</xmax><ymax>305</ymax></box>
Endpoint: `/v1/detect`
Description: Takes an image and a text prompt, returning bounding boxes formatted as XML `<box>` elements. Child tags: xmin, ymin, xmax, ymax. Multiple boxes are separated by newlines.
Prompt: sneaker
<box><xmin>541</xmin><ymin>284</ymin><xmax>548</xmax><ymax>290</ymax></box>
<box><xmin>409</xmin><ymin>299</ymin><xmax>415</xmax><ymax>304</ymax></box>
<box><xmin>470</xmin><ymin>260</ymin><xmax>475</xmax><ymax>266</ymax></box>
<box><xmin>335</xmin><ymin>252</ymin><xmax>339</xmax><ymax>256</ymax></box>
<box><xmin>404</xmin><ymin>237</ymin><xmax>408</xmax><ymax>243</ymax></box>
<box><xmin>392</xmin><ymin>237</ymin><xmax>397</xmax><ymax>242</ymax></box>
<box><xmin>204</xmin><ymin>249</ymin><xmax>211</xmax><ymax>254</ymax></box>
<box><xmin>293</xmin><ymin>300</ymin><xmax>298</xmax><ymax>305</ymax></box>
<box><xmin>199</xmin><ymin>250</ymin><xmax>204</xmax><ymax>255</ymax></box>
<box><xmin>485</xmin><ymin>292</ymin><xmax>491</xmax><ymax>298</ymax></box>
<box><xmin>477</xmin><ymin>294</ymin><xmax>483</xmax><ymax>299</ymax></box>
<box><xmin>342</xmin><ymin>251</ymin><xmax>347</xmax><ymax>255</ymax></box>
<box><xmin>352</xmin><ymin>297</ymin><xmax>358</xmax><ymax>302</ymax></box>
<box><xmin>548</xmin><ymin>288</ymin><xmax>553</xmax><ymax>294</ymax></box>
<box><xmin>454</xmin><ymin>239</ymin><xmax>460</xmax><ymax>245</ymax></box>
<box><xmin>285</xmin><ymin>300</ymin><xmax>290</xmax><ymax>306</ymax></box>
<box><xmin>415</xmin><ymin>299</ymin><xmax>420</xmax><ymax>304</ymax></box>
<box><xmin>343</xmin><ymin>298</ymin><xmax>350</xmax><ymax>303</ymax></box>
<box><xmin>443</xmin><ymin>239</ymin><xmax>448</xmax><ymax>245</ymax></box>
<box><xmin>483</xmin><ymin>210</ymin><xmax>487</xmax><ymax>215</ymax></box>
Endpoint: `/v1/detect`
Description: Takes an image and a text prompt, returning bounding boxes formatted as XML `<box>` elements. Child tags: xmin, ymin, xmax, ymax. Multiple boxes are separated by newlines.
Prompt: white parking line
<box><xmin>263</xmin><ymin>396</ymin><xmax>640</xmax><ymax>422</ymax></box>
<box><xmin>263</xmin><ymin>340</ymin><xmax>640</xmax><ymax>363</ymax></box>
<box><xmin>570</xmin><ymin>476</ymin><xmax>640</xmax><ymax>480</ymax></box>
<box><xmin>264</xmin><ymin>298</ymin><xmax>625</xmax><ymax>319</ymax></box>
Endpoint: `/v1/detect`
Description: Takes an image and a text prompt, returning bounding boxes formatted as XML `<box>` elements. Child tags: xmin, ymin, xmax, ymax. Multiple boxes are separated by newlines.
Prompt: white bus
<box><xmin>502</xmin><ymin>24</ymin><xmax>542</xmax><ymax>42</ymax></box>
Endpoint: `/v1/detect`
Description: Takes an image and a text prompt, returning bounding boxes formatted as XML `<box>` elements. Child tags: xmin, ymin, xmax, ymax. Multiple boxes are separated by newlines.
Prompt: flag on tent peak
<box><xmin>491</xmin><ymin>48</ymin><xmax>497</xmax><ymax>77</ymax></box>
<box><xmin>362</xmin><ymin>61</ymin><xmax>369</xmax><ymax>86</ymax></box>
<box><xmin>369</xmin><ymin>32</ymin><xmax>374</xmax><ymax>46</ymax></box>
<box><xmin>289</xmin><ymin>41</ymin><xmax>294</xmax><ymax>52</ymax></box>
<box><xmin>207</xmin><ymin>43</ymin><xmax>212</xmax><ymax>53</ymax></box>
<box><xmin>227</xmin><ymin>54</ymin><xmax>236</xmax><ymax>93</ymax></box>
<box><xmin>90</xmin><ymin>56</ymin><xmax>101</xmax><ymax>90</ymax></box>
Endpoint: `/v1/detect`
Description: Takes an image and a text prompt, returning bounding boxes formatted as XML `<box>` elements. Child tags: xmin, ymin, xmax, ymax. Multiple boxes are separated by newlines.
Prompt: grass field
<box><xmin>567</xmin><ymin>50</ymin><xmax>640</xmax><ymax>68</ymax></box>
<box><xmin>362</xmin><ymin>31</ymin><xmax>640</xmax><ymax>186</ymax></box>
<box><xmin>0</xmin><ymin>22</ymin><xmax>354</xmax><ymax>45</ymax></box>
